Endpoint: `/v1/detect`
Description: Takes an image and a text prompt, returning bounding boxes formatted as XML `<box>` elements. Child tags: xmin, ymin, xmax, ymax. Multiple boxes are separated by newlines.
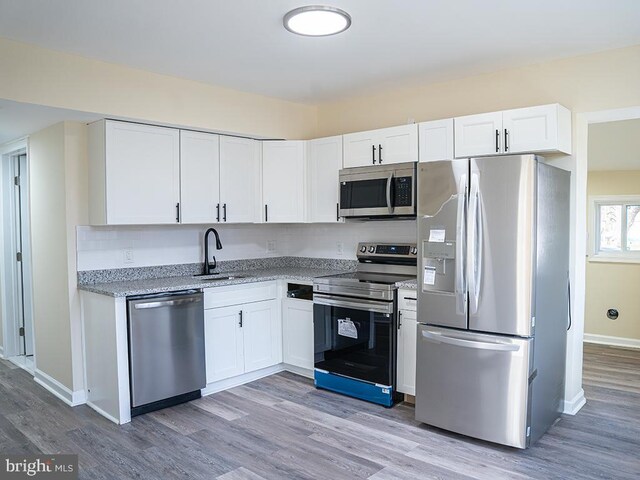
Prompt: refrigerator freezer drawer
<box><xmin>415</xmin><ymin>325</ymin><xmax>533</xmax><ymax>449</ymax></box>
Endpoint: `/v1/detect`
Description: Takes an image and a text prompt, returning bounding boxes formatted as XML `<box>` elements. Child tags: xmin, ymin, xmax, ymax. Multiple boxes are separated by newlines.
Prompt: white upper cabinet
<box><xmin>180</xmin><ymin>130</ymin><xmax>220</xmax><ymax>224</ymax></box>
<box><xmin>419</xmin><ymin>118</ymin><xmax>454</xmax><ymax>162</ymax></box>
<box><xmin>454</xmin><ymin>111</ymin><xmax>504</xmax><ymax>158</ymax></box>
<box><xmin>502</xmin><ymin>104</ymin><xmax>572</xmax><ymax>155</ymax></box>
<box><xmin>89</xmin><ymin>120</ymin><xmax>181</xmax><ymax>225</ymax></box>
<box><xmin>307</xmin><ymin>136</ymin><xmax>343</xmax><ymax>223</ymax></box>
<box><xmin>262</xmin><ymin>141</ymin><xmax>306</xmax><ymax>223</ymax></box>
<box><xmin>343</xmin><ymin>124</ymin><xmax>418</xmax><ymax>167</ymax></box>
<box><xmin>219</xmin><ymin>136</ymin><xmax>261</xmax><ymax>223</ymax></box>
<box><xmin>454</xmin><ymin>104</ymin><xmax>572</xmax><ymax>158</ymax></box>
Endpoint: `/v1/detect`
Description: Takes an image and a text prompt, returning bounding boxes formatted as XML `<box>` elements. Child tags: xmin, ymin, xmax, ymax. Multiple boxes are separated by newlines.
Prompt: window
<box><xmin>590</xmin><ymin>195</ymin><xmax>640</xmax><ymax>262</ymax></box>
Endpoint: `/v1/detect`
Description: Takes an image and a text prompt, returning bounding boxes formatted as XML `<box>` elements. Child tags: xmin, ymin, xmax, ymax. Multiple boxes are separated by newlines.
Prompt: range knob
<box><xmin>359</xmin><ymin>245</ymin><xmax>367</xmax><ymax>253</ymax></box>
<box><xmin>410</xmin><ymin>247</ymin><xmax>418</xmax><ymax>255</ymax></box>
<box><xmin>368</xmin><ymin>246</ymin><xmax>376</xmax><ymax>253</ymax></box>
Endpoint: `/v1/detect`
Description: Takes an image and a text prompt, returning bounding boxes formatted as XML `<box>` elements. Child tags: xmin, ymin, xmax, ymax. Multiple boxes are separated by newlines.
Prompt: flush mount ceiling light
<box><xmin>283</xmin><ymin>5</ymin><xmax>351</xmax><ymax>37</ymax></box>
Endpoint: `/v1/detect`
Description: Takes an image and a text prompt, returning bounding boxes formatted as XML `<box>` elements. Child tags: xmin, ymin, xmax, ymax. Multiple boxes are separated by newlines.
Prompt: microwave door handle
<box><xmin>386</xmin><ymin>172</ymin><xmax>394</xmax><ymax>214</ymax></box>
<box><xmin>456</xmin><ymin>174</ymin><xmax>468</xmax><ymax>315</ymax></box>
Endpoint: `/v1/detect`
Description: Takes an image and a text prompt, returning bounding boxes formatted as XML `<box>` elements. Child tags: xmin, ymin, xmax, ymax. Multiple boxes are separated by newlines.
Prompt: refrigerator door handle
<box><xmin>385</xmin><ymin>172</ymin><xmax>394</xmax><ymax>214</ymax></box>
<box><xmin>467</xmin><ymin>173</ymin><xmax>482</xmax><ymax>314</ymax></box>
<box><xmin>420</xmin><ymin>330</ymin><xmax>520</xmax><ymax>352</ymax></box>
<box><xmin>455</xmin><ymin>174</ymin><xmax>468</xmax><ymax>315</ymax></box>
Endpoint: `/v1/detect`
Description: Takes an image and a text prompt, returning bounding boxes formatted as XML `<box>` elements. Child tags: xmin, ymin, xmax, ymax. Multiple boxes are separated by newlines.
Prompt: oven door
<box><xmin>339</xmin><ymin>163</ymin><xmax>416</xmax><ymax>218</ymax></box>
<box><xmin>313</xmin><ymin>294</ymin><xmax>396</xmax><ymax>387</ymax></box>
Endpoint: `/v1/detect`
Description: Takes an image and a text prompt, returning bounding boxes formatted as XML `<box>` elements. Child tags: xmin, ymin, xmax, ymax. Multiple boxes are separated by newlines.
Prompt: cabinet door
<box><xmin>242</xmin><ymin>300</ymin><xmax>281</xmax><ymax>373</ymax></box>
<box><xmin>397</xmin><ymin>310</ymin><xmax>417</xmax><ymax>395</ymax></box>
<box><xmin>262</xmin><ymin>141</ymin><xmax>306</xmax><ymax>223</ymax></box>
<box><xmin>180</xmin><ymin>131</ymin><xmax>220</xmax><ymax>224</ymax></box>
<box><xmin>343</xmin><ymin>130</ymin><xmax>377</xmax><ymax>168</ymax></box>
<box><xmin>419</xmin><ymin>119</ymin><xmax>454</xmax><ymax>162</ymax></box>
<box><xmin>105</xmin><ymin>121</ymin><xmax>180</xmax><ymax>224</ymax></box>
<box><xmin>454</xmin><ymin>112</ymin><xmax>503</xmax><ymax>158</ymax></box>
<box><xmin>502</xmin><ymin>104</ymin><xmax>570</xmax><ymax>154</ymax></box>
<box><xmin>282</xmin><ymin>298</ymin><xmax>314</xmax><ymax>370</ymax></box>
<box><xmin>378</xmin><ymin>124</ymin><xmax>418</xmax><ymax>165</ymax></box>
<box><xmin>219</xmin><ymin>136</ymin><xmax>261</xmax><ymax>223</ymax></box>
<box><xmin>307</xmin><ymin>136</ymin><xmax>343</xmax><ymax>223</ymax></box>
<box><xmin>204</xmin><ymin>306</ymin><xmax>244</xmax><ymax>384</ymax></box>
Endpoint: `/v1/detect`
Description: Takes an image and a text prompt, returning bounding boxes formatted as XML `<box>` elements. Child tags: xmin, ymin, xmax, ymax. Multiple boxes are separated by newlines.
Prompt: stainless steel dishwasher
<box><xmin>127</xmin><ymin>290</ymin><xmax>206</xmax><ymax>416</ymax></box>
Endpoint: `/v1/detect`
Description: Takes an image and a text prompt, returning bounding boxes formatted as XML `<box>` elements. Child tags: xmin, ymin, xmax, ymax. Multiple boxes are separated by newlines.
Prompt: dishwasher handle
<box><xmin>134</xmin><ymin>297</ymin><xmax>202</xmax><ymax>310</ymax></box>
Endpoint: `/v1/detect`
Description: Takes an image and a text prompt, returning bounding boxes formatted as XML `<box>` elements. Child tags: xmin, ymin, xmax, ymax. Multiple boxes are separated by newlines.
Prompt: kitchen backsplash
<box><xmin>76</xmin><ymin>221</ymin><xmax>417</xmax><ymax>271</ymax></box>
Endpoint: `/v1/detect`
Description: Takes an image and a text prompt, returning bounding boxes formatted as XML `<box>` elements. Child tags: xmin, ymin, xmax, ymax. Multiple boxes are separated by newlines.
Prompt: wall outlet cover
<box><xmin>266</xmin><ymin>240</ymin><xmax>277</xmax><ymax>254</ymax></box>
<box><xmin>337</xmin><ymin>241</ymin><xmax>344</xmax><ymax>256</ymax></box>
<box><xmin>123</xmin><ymin>249</ymin><xmax>134</xmax><ymax>264</ymax></box>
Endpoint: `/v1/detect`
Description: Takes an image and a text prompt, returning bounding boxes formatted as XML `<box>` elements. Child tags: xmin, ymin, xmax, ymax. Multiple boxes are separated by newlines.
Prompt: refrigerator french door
<box><xmin>415</xmin><ymin>155</ymin><xmax>570</xmax><ymax>449</ymax></box>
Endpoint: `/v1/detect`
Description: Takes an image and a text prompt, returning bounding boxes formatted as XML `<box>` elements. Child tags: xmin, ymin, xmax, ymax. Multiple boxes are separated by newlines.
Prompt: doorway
<box><xmin>1</xmin><ymin>145</ymin><xmax>35</xmax><ymax>371</ymax></box>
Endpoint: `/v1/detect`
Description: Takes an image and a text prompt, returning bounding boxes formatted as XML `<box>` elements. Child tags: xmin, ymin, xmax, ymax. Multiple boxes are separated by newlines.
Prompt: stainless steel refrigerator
<box><xmin>415</xmin><ymin>154</ymin><xmax>570</xmax><ymax>449</ymax></box>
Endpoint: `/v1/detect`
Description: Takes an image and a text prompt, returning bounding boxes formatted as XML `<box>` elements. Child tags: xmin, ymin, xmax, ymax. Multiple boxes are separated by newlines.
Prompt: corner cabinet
<box><xmin>307</xmin><ymin>136</ymin><xmax>343</xmax><ymax>223</ymax></box>
<box><xmin>343</xmin><ymin>124</ymin><xmax>418</xmax><ymax>167</ymax></box>
<box><xmin>89</xmin><ymin>120</ymin><xmax>181</xmax><ymax>225</ymax></box>
<box><xmin>397</xmin><ymin>290</ymin><xmax>417</xmax><ymax>396</ymax></box>
<box><xmin>454</xmin><ymin>104</ymin><xmax>571</xmax><ymax>158</ymax></box>
<box><xmin>262</xmin><ymin>141</ymin><xmax>306</xmax><ymax>223</ymax></box>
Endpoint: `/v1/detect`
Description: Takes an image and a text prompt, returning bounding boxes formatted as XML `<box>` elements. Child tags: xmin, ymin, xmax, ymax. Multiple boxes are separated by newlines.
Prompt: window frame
<box><xmin>589</xmin><ymin>195</ymin><xmax>640</xmax><ymax>263</ymax></box>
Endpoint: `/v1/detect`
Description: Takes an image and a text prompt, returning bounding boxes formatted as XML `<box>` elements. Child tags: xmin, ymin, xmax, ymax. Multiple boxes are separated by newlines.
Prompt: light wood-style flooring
<box><xmin>1</xmin><ymin>343</ymin><xmax>638</xmax><ymax>479</ymax></box>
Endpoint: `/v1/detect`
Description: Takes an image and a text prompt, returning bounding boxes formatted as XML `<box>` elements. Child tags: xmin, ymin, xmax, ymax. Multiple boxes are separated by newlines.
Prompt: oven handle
<box><xmin>313</xmin><ymin>293</ymin><xmax>394</xmax><ymax>314</ymax></box>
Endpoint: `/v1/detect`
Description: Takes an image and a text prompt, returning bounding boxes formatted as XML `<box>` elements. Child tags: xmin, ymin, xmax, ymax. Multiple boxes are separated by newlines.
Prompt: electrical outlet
<box><xmin>123</xmin><ymin>249</ymin><xmax>134</xmax><ymax>264</ymax></box>
<box><xmin>266</xmin><ymin>240</ymin><xmax>277</xmax><ymax>254</ymax></box>
<box><xmin>336</xmin><ymin>241</ymin><xmax>344</xmax><ymax>256</ymax></box>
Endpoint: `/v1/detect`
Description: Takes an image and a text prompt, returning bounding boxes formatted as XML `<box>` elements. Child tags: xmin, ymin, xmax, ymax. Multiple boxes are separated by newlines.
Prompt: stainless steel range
<box><xmin>313</xmin><ymin>243</ymin><xmax>417</xmax><ymax>407</ymax></box>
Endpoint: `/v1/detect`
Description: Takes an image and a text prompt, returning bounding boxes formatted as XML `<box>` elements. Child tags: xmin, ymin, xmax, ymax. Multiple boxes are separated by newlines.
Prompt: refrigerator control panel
<box><xmin>423</xmin><ymin>240</ymin><xmax>455</xmax><ymax>259</ymax></box>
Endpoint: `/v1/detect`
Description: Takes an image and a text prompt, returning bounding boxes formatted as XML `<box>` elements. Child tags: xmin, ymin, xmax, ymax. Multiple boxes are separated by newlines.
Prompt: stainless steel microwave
<box><xmin>339</xmin><ymin>162</ymin><xmax>417</xmax><ymax>219</ymax></box>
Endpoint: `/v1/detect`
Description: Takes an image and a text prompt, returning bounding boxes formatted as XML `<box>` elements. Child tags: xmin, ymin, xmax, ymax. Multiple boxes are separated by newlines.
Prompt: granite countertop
<box><xmin>78</xmin><ymin>266</ymin><xmax>350</xmax><ymax>297</ymax></box>
<box><xmin>396</xmin><ymin>279</ymin><xmax>417</xmax><ymax>289</ymax></box>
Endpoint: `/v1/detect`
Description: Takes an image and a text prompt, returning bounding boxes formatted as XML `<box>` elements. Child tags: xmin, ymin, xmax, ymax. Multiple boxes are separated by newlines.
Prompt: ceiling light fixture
<box><xmin>283</xmin><ymin>5</ymin><xmax>351</xmax><ymax>37</ymax></box>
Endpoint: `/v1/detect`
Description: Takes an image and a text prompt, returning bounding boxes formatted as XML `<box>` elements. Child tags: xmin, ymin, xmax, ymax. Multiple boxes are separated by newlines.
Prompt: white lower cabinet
<box><xmin>397</xmin><ymin>289</ymin><xmax>418</xmax><ymax>396</ymax></box>
<box><xmin>282</xmin><ymin>298</ymin><xmax>314</xmax><ymax>370</ymax></box>
<box><xmin>243</xmin><ymin>300</ymin><xmax>282</xmax><ymax>372</ymax></box>
<box><xmin>204</xmin><ymin>306</ymin><xmax>245</xmax><ymax>384</ymax></box>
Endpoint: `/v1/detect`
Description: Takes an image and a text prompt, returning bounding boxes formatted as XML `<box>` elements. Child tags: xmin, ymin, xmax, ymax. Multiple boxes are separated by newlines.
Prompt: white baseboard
<box><xmin>86</xmin><ymin>400</ymin><xmax>121</xmax><ymax>425</ymax></box>
<box><xmin>0</xmin><ymin>345</ymin><xmax>4</xmax><ymax>358</ymax></box>
<box><xmin>201</xmin><ymin>364</ymin><xmax>285</xmax><ymax>396</ymax></box>
<box><xmin>33</xmin><ymin>369</ymin><xmax>86</xmax><ymax>407</ymax></box>
<box><xmin>584</xmin><ymin>333</ymin><xmax>640</xmax><ymax>349</ymax></box>
<box><xmin>563</xmin><ymin>388</ymin><xmax>586</xmax><ymax>415</ymax></box>
<box><xmin>283</xmin><ymin>363</ymin><xmax>314</xmax><ymax>379</ymax></box>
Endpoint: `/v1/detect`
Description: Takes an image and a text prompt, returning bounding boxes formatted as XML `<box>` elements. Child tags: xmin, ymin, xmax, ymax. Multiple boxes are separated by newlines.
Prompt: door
<box><xmin>468</xmin><ymin>155</ymin><xmax>536</xmax><ymax>337</ymax></box>
<box><xmin>128</xmin><ymin>293</ymin><xmax>205</xmax><ymax>407</ymax></box>
<box><xmin>419</xmin><ymin>119</ymin><xmax>454</xmax><ymax>163</ymax></box>
<box><xmin>242</xmin><ymin>300</ymin><xmax>281</xmax><ymax>373</ymax></box>
<box><xmin>180</xmin><ymin>131</ymin><xmax>220</xmax><ymax>224</ymax></box>
<box><xmin>417</xmin><ymin>160</ymin><xmax>469</xmax><ymax>330</ymax></box>
<box><xmin>219</xmin><ymin>136</ymin><xmax>261</xmax><ymax>223</ymax></box>
<box><xmin>262</xmin><ymin>141</ymin><xmax>306</xmax><ymax>223</ymax></box>
<box><xmin>454</xmin><ymin>112</ymin><xmax>503</xmax><ymax>158</ymax></box>
<box><xmin>282</xmin><ymin>298</ymin><xmax>314</xmax><ymax>369</ymax></box>
<box><xmin>416</xmin><ymin>325</ymin><xmax>532</xmax><ymax>449</ymax></box>
<box><xmin>105</xmin><ymin>121</ymin><xmax>180</xmax><ymax>224</ymax></box>
<box><xmin>502</xmin><ymin>104</ymin><xmax>559</xmax><ymax>154</ymax></box>
<box><xmin>313</xmin><ymin>299</ymin><xmax>395</xmax><ymax>387</ymax></box>
<box><xmin>396</xmin><ymin>309</ymin><xmax>417</xmax><ymax>395</ymax></box>
<box><xmin>307</xmin><ymin>136</ymin><xmax>343</xmax><ymax>223</ymax></box>
<box><xmin>204</xmin><ymin>306</ymin><xmax>245</xmax><ymax>383</ymax></box>
<box><xmin>378</xmin><ymin>124</ymin><xmax>418</xmax><ymax>165</ymax></box>
<box><xmin>343</xmin><ymin>131</ymin><xmax>377</xmax><ymax>168</ymax></box>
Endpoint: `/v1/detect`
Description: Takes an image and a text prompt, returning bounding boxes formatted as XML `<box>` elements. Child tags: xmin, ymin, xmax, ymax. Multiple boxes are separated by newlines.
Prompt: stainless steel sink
<box><xmin>191</xmin><ymin>273</ymin><xmax>247</xmax><ymax>281</ymax></box>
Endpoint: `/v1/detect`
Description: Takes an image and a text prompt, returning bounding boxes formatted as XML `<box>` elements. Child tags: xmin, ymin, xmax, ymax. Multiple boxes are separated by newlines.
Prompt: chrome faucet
<box><xmin>203</xmin><ymin>227</ymin><xmax>223</xmax><ymax>275</ymax></box>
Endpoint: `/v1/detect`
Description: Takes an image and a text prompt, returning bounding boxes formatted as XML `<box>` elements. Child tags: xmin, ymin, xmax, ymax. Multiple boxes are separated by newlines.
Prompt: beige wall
<box><xmin>0</xmin><ymin>37</ymin><xmax>317</xmax><ymax>140</ymax></box>
<box><xmin>585</xmin><ymin>170</ymin><xmax>640</xmax><ymax>341</ymax></box>
<box><xmin>29</xmin><ymin>122</ymin><xmax>88</xmax><ymax>391</ymax></box>
<box><xmin>316</xmin><ymin>44</ymin><xmax>640</xmax><ymax>136</ymax></box>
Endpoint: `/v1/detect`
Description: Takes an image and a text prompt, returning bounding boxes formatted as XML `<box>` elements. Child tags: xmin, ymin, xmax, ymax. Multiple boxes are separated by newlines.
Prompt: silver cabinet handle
<box><xmin>386</xmin><ymin>172</ymin><xmax>394</xmax><ymax>214</ymax></box>
<box><xmin>134</xmin><ymin>297</ymin><xmax>202</xmax><ymax>309</ymax></box>
<box><xmin>421</xmin><ymin>330</ymin><xmax>519</xmax><ymax>352</ymax></box>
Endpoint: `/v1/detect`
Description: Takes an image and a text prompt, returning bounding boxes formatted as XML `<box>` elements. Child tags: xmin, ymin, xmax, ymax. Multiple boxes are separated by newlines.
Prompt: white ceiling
<box><xmin>0</xmin><ymin>99</ymin><xmax>99</xmax><ymax>145</ymax></box>
<box><xmin>1</xmin><ymin>0</ymin><xmax>640</xmax><ymax>104</ymax></box>
<box><xmin>588</xmin><ymin>119</ymin><xmax>640</xmax><ymax>171</ymax></box>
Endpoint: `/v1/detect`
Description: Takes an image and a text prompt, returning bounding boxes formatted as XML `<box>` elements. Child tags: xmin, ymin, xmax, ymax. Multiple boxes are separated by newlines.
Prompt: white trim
<box><xmin>201</xmin><ymin>364</ymin><xmax>285</xmax><ymax>396</ymax></box>
<box><xmin>0</xmin><ymin>346</ymin><xmax>3</xmax><ymax>358</ymax></box>
<box><xmin>86</xmin><ymin>400</ymin><xmax>121</xmax><ymax>425</ymax></box>
<box><xmin>33</xmin><ymin>369</ymin><xmax>86</xmax><ymax>407</ymax></box>
<box><xmin>283</xmin><ymin>363</ymin><xmax>314</xmax><ymax>379</ymax></box>
<box><xmin>584</xmin><ymin>333</ymin><xmax>640</xmax><ymax>349</ymax></box>
<box><xmin>588</xmin><ymin>256</ymin><xmax>640</xmax><ymax>264</ymax></box>
<box><xmin>563</xmin><ymin>388</ymin><xmax>586</xmax><ymax>415</ymax></box>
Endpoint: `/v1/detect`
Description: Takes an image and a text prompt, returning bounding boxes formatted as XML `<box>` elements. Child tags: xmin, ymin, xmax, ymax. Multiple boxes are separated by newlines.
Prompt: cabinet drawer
<box><xmin>204</xmin><ymin>282</ymin><xmax>277</xmax><ymax>309</ymax></box>
<box><xmin>398</xmin><ymin>291</ymin><xmax>417</xmax><ymax>312</ymax></box>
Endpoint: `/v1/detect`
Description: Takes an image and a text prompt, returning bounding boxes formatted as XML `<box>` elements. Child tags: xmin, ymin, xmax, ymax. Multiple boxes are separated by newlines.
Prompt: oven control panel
<box><xmin>357</xmin><ymin>243</ymin><xmax>418</xmax><ymax>259</ymax></box>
